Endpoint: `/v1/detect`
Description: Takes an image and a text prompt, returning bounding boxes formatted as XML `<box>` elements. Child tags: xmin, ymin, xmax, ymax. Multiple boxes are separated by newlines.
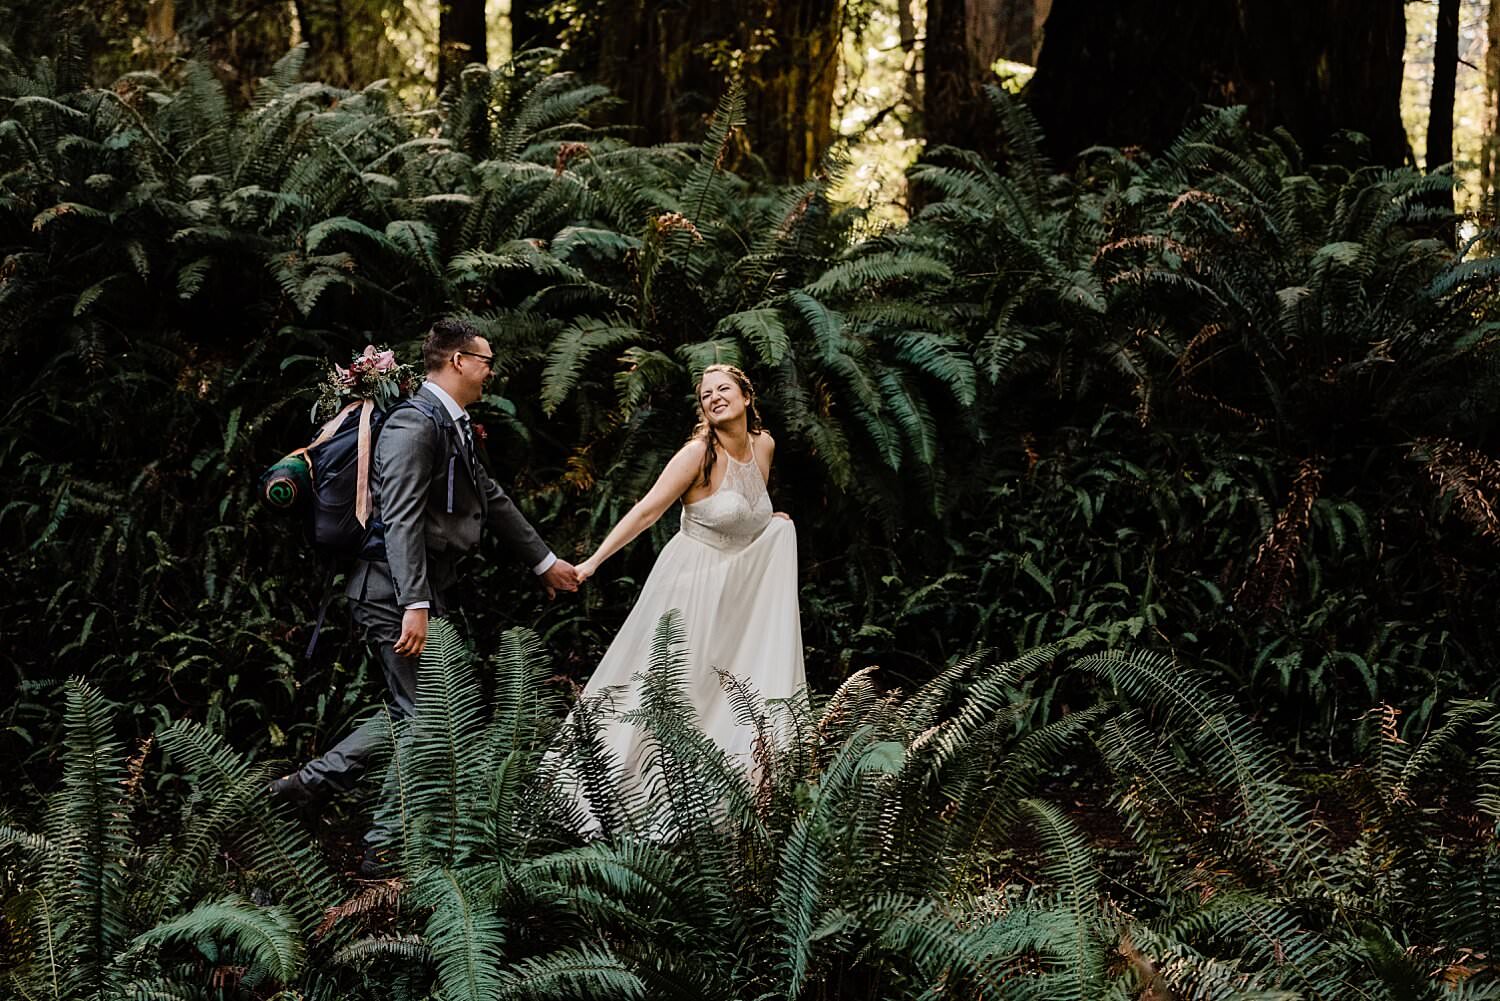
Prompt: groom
<box><xmin>271</xmin><ymin>319</ymin><xmax>580</xmax><ymax>867</ymax></box>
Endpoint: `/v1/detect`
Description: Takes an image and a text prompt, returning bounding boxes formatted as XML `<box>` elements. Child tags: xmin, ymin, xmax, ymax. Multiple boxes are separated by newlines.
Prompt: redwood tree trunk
<box><xmin>293</xmin><ymin>0</ymin><xmax>356</xmax><ymax>87</ymax></box>
<box><xmin>586</xmin><ymin>1</ymin><xmax>726</xmax><ymax>145</ymax></box>
<box><xmin>1483</xmin><ymin>0</ymin><xmax>1500</xmax><ymax>225</ymax></box>
<box><xmin>967</xmin><ymin>0</ymin><xmax>1050</xmax><ymax>69</ymax></box>
<box><xmin>572</xmin><ymin>0</ymin><xmax>841</xmax><ymax>180</ymax></box>
<box><xmin>923</xmin><ymin>0</ymin><xmax>1054</xmax><ymax>156</ymax></box>
<box><xmin>742</xmin><ymin>0</ymin><xmax>842</xmax><ymax>179</ymax></box>
<box><xmin>439</xmin><ymin>0</ymin><xmax>488</xmax><ymax>92</ymax></box>
<box><xmin>1426</xmin><ymin>0</ymin><xmax>1460</xmax><ymax>173</ymax></box>
<box><xmin>1024</xmin><ymin>0</ymin><xmax>1408</xmax><ymax>167</ymax></box>
<box><xmin>1427</xmin><ymin>0</ymin><xmax>1459</xmax><ymax>242</ymax></box>
<box><xmin>924</xmin><ymin>0</ymin><xmax>988</xmax><ymax>152</ymax></box>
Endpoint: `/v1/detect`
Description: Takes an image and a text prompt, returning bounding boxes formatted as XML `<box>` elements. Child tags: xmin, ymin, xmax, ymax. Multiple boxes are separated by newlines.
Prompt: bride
<box><xmin>563</xmin><ymin>363</ymin><xmax>807</xmax><ymax>820</ymax></box>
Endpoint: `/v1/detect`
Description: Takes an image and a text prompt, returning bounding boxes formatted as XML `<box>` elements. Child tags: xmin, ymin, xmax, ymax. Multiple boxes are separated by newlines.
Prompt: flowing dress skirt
<box><xmin>558</xmin><ymin>516</ymin><xmax>807</xmax><ymax>830</ymax></box>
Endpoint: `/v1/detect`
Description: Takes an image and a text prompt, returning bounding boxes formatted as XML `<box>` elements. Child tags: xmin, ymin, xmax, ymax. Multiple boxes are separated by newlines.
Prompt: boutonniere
<box><xmin>471</xmin><ymin>422</ymin><xmax>488</xmax><ymax>444</ymax></box>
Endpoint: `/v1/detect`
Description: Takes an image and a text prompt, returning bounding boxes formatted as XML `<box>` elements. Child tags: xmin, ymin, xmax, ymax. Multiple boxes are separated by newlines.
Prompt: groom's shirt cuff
<box><xmin>405</xmin><ymin>601</ymin><xmax>430</xmax><ymax>610</ymax></box>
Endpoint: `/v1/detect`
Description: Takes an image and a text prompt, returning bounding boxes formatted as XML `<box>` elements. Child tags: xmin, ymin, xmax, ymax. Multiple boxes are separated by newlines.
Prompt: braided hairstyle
<box><xmin>689</xmin><ymin>363</ymin><xmax>764</xmax><ymax>489</ymax></box>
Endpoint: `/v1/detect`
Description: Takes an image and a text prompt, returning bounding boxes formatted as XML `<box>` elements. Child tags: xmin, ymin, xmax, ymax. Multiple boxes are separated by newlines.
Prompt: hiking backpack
<box><xmin>259</xmin><ymin>395</ymin><xmax>459</xmax><ymax>655</ymax></box>
<box><xmin>260</xmin><ymin>396</ymin><xmax>460</xmax><ymax>559</ymax></box>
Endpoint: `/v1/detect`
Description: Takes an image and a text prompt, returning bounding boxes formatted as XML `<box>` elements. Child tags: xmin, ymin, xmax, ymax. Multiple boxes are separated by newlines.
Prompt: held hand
<box><xmin>393</xmin><ymin>607</ymin><xmax>429</xmax><ymax>657</ymax></box>
<box><xmin>540</xmin><ymin>559</ymin><xmax>581</xmax><ymax>599</ymax></box>
<box><xmin>576</xmin><ymin>557</ymin><xmax>599</xmax><ymax>584</ymax></box>
<box><xmin>772</xmin><ymin>511</ymin><xmax>792</xmax><ymax>521</ymax></box>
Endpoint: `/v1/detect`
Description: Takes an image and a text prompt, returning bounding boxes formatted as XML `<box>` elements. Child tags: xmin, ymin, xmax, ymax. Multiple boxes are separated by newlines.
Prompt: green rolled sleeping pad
<box><xmin>260</xmin><ymin>452</ymin><xmax>312</xmax><ymax>510</ymax></box>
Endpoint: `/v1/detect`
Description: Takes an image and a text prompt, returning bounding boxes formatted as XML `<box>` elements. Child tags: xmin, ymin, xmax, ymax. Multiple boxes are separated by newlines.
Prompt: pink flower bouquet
<box><xmin>315</xmin><ymin>343</ymin><xmax>422</xmax><ymax>420</ymax></box>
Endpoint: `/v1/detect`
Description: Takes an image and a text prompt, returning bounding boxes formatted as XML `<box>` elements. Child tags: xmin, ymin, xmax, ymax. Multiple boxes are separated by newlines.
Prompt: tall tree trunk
<box><xmin>1427</xmin><ymin>0</ymin><xmax>1460</xmax><ymax>243</ymax></box>
<box><xmin>146</xmin><ymin>0</ymin><xmax>176</xmax><ymax>50</ymax></box>
<box><xmin>175</xmin><ymin>0</ymin><xmax>296</xmax><ymax>101</ymax></box>
<box><xmin>967</xmin><ymin>0</ymin><xmax>1049</xmax><ymax>69</ymax></box>
<box><xmin>1428</xmin><ymin>0</ymin><xmax>1460</xmax><ymax>172</ymax></box>
<box><xmin>291</xmin><ymin>0</ymin><xmax>313</xmax><ymax>50</ymax></box>
<box><xmin>1025</xmin><ymin>0</ymin><xmax>1408</xmax><ymax>167</ymax></box>
<box><xmin>965</xmin><ymin>0</ymin><xmax>1008</xmax><ymax>73</ymax></box>
<box><xmin>925</xmin><ymin>0</ymin><xmax>989</xmax><ymax>152</ymax></box>
<box><xmin>742</xmin><ymin>0</ymin><xmax>842</xmax><ymax>179</ymax></box>
<box><xmin>923</xmin><ymin>0</ymin><xmax>1054</xmax><ymax>156</ymax></box>
<box><xmin>439</xmin><ymin>0</ymin><xmax>489</xmax><ymax>92</ymax></box>
<box><xmin>572</xmin><ymin>1</ymin><xmax>840</xmax><ymax>180</ymax></box>
<box><xmin>509</xmin><ymin>0</ymin><xmax>559</xmax><ymax>52</ymax></box>
<box><xmin>1030</xmin><ymin>0</ymin><xmax>1052</xmax><ymax>63</ymax></box>
<box><xmin>1480</xmin><ymin>0</ymin><xmax>1500</xmax><ymax>226</ymax></box>
<box><xmin>585</xmin><ymin>1</ymin><xmax>726</xmax><ymax>146</ymax></box>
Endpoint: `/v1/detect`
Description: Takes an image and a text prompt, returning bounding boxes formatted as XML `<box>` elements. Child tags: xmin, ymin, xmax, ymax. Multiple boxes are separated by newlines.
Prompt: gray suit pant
<box><xmin>296</xmin><ymin>597</ymin><xmax>427</xmax><ymax>844</ymax></box>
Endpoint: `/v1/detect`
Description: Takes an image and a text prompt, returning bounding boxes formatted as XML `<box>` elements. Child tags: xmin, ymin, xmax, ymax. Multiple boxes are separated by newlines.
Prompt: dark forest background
<box><xmin>7</xmin><ymin>2</ymin><xmax>1500</xmax><ymax>998</ymax></box>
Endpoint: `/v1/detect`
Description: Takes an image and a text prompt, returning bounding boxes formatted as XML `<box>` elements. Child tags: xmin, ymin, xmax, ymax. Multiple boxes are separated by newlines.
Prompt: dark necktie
<box><xmin>457</xmin><ymin>415</ymin><xmax>477</xmax><ymax>465</ymax></box>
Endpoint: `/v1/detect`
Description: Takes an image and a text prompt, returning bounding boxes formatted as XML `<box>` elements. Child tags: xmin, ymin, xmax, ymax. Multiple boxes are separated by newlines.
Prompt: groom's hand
<box><xmin>394</xmin><ymin>607</ymin><xmax>429</xmax><ymax>657</ymax></box>
<box><xmin>540</xmin><ymin>559</ymin><xmax>581</xmax><ymax>599</ymax></box>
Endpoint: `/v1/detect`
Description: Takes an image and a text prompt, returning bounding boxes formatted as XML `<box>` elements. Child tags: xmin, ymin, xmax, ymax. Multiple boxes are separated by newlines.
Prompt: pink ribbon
<box><xmin>355</xmin><ymin>399</ymin><xmax>374</xmax><ymax>527</ymax></box>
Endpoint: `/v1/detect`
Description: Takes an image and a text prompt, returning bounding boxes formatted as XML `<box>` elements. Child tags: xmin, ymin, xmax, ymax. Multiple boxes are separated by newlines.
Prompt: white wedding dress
<box><xmin>558</xmin><ymin>449</ymin><xmax>807</xmax><ymax>830</ymax></box>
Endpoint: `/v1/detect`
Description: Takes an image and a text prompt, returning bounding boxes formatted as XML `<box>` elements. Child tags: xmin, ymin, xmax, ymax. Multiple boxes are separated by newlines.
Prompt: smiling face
<box><xmin>450</xmin><ymin>334</ymin><xmax>494</xmax><ymax>405</ymax></box>
<box><xmin>698</xmin><ymin>367</ymin><xmax>748</xmax><ymax>429</ymax></box>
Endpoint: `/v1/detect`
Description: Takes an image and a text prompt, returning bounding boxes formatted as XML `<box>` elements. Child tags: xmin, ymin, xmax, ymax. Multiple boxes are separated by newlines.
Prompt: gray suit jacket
<box><xmin>345</xmin><ymin>386</ymin><xmax>551</xmax><ymax>611</ymax></box>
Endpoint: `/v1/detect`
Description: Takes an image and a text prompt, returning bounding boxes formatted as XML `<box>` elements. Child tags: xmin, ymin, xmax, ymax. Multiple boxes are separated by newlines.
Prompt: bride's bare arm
<box><xmin>577</xmin><ymin>443</ymin><xmax>706</xmax><ymax>580</ymax></box>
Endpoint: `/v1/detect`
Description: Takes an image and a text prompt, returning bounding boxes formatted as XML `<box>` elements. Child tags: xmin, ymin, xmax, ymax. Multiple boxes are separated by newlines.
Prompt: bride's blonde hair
<box><xmin>689</xmin><ymin>363</ymin><xmax>763</xmax><ymax>488</ymax></box>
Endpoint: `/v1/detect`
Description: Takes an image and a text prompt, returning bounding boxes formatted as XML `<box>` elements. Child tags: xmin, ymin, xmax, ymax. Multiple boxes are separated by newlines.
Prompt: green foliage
<box><xmin>7</xmin><ymin>48</ymin><xmax>1498</xmax><ymax>763</ymax></box>
<box><xmin>0</xmin><ymin>680</ymin><xmax>320</xmax><ymax>997</ymax></box>
<box><xmin>5</xmin><ymin>42</ymin><xmax>1500</xmax><ymax>1001</ymax></box>
<box><xmin>10</xmin><ymin>624</ymin><xmax>1500</xmax><ymax>998</ymax></box>
<box><xmin>806</xmin><ymin>89</ymin><xmax>1500</xmax><ymax>741</ymax></box>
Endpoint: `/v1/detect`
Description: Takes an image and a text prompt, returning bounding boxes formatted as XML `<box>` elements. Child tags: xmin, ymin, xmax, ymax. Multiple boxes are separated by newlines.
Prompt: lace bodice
<box><xmin>680</xmin><ymin>450</ymin><xmax>772</xmax><ymax>551</ymax></box>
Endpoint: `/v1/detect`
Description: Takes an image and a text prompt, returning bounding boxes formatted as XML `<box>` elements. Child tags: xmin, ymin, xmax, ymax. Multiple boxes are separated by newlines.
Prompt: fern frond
<box><xmin>540</xmin><ymin>316</ymin><xmax>643</xmax><ymax>413</ymax></box>
<box><xmin>127</xmin><ymin>896</ymin><xmax>304</xmax><ymax>988</ymax></box>
<box><xmin>715</xmin><ymin>306</ymin><xmax>790</xmax><ymax>367</ymax></box>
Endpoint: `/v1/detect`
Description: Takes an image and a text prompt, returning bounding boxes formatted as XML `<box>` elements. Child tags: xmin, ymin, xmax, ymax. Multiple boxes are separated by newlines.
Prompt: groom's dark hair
<box><xmin>423</xmin><ymin>318</ymin><xmax>482</xmax><ymax>372</ymax></box>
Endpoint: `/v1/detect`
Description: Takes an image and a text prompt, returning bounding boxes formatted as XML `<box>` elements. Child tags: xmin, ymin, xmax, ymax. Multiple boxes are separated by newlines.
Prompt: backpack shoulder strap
<box><xmin>392</xmin><ymin>395</ymin><xmax>454</xmax><ymax>432</ymax></box>
<box><xmin>388</xmin><ymin>395</ymin><xmax>461</xmax><ymax>514</ymax></box>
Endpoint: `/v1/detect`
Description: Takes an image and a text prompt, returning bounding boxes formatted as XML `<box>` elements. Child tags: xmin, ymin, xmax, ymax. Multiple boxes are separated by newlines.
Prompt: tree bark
<box><xmin>923</xmin><ymin>0</ymin><xmax>1055</xmax><ymax>156</ymax></box>
<box><xmin>1030</xmin><ymin>0</ymin><xmax>1052</xmax><ymax>63</ymax></box>
<box><xmin>1427</xmin><ymin>0</ymin><xmax>1459</xmax><ymax>242</ymax></box>
<box><xmin>965</xmin><ymin>0</ymin><xmax>1008</xmax><ymax>73</ymax></box>
<box><xmin>439</xmin><ymin>0</ymin><xmax>489</xmax><ymax>93</ymax></box>
<box><xmin>925</xmin><ymin>0</ymin><xmax>989</xmax><ymax>152</ymax></box>
<box><xmin>967</xmin><ymin>0</ymin><xmax>1050</xmax><ymax>69</ymax></box>
<box><xmin>1484</xmin><ymin>0</ymin><xmax>1500</xmax><ymax>225</ymax></box>
<box><xmin>1024</xmin><ymin>0</ymin><xmax>1409</xmax><ymax>167</ymax></box>
<box><xmin>584</xmin><ymin>1</ymin><xmax>725</xmax><ymax>146</ymax></box>
<box><xmin>742</xmin><ymin>0</ymin><xmax>842</xmax><ymax>179</ymax></box>
<box><xmin>292</xmin><ymin>0</ymin><xmax>353</xmax><ymax>87</ymax></box>
<box><xmin>1428</xmin><ymin>0</ymin><xmax>1459</xmax><ymax>172</ymax></box>
<box><xmin>176</xmin><ymin>0</ymin><xmax>296</xmax><ymax>101</ymax></box>
<box><xmin>570</xmin><ymin>0</ymin><xmax>841</xmax><ymax>180</ymax></box>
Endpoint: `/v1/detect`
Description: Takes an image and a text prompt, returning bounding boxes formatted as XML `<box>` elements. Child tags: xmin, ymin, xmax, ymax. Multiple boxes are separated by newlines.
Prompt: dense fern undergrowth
<box><xmin>9</xmin><ymin>619</ymin><xmax>1500</xmax><ymax>999</ymax></box>
<box><xmin>5</xmin><ymin>45</ymin><xmax>1500</xmax><ymax>997</ymax></box>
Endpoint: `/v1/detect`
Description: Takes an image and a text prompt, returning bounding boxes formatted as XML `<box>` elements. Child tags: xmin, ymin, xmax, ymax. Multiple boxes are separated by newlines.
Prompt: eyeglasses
<box><xmin>456</xmin><ymin>350</ymin><xmax>495</xmax><ymax>368</ymax></box>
